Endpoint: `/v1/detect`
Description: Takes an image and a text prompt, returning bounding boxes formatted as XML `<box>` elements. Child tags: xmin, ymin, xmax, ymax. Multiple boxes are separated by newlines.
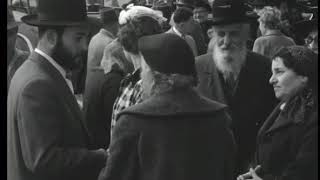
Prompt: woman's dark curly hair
<box><xmin>118</xmin><ymin>16</ymin><xmax>163</xmax><ymax>55</ymax></box>
<box><xmin>272</xmin><ymin>46</ymin><xmax>318</xmax><ymax>90</ymax></box>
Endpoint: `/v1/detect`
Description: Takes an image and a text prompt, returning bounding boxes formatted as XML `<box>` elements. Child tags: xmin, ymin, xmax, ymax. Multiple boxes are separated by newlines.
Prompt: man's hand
<box><xmin>248</xmin><ymin>167</ymin><xmax>263</xmax><ymax>180</ymax></box>
<box><xmin>237</xmin><ymin>165</ymin><xmax>261</xmax><ymax>180</ymax></box>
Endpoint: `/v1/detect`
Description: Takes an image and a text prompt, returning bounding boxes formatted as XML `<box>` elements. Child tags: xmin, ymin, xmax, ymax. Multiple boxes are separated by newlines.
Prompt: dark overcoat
<box><xmin>83</xmin><ymin>65</ymin><xmax>124</xmax><ymax>149</ymax></box>
<box><xmin>195</xmin><ymin>52</ymin><xmax>278</xmax><ymax>173</ymax></box>
<box><xmin>7</xmin><ymin>52</ymin><xmax>107</xmax><ymax>180</ymax></box>
<box><xmin>254</xmin><ymin>96</ymin><xmax>318</xmax><ymax>180</ymax></box>
<box><xmin>98</xmin><ymin>89</ymin><xmax>236</xmax><ymax>180</ymax></box>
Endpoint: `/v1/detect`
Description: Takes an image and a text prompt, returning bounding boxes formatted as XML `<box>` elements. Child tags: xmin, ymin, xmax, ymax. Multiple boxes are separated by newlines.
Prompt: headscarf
<box><xmin>118</xmin><ymin>4</ymin><xmax>167</xmax><ymax>25</ymax></box>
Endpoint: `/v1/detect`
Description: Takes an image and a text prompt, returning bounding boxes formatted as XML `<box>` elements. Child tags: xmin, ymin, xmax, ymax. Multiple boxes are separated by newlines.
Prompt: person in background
<box><xmin>247</xmin><ymin>0</ymin><xmax>268</xmax><ymax>14</ymax></box>
<box><xmin>86</xmin><ymin>7</ymin><xmax>119</xmax><ymax>88</ymax></box>
<box><xmin>294</xmin><ymin>18</ymin><xmax>318</xmax><ymax>54</ymax></box>
<box><xmin>167</xmin><ymin>7</ymin><xmax>198</xmax><ymax>56</ymax></box>
<box><xmin>193</xmin><ymin>0</ymin><xmax>210</xmax><ymax>23</ymax></box>
<box><xmin>253</xmin><ymin>6</ymin><xmax>295</xmax><ymax>59</ymax></box>
<box><xmin>98</xmin><ymin>32</ymin><xmax>236</xmax><ymax>180</ymax></box>
<box><xmin>172</xmin><ymin>0</ymin><xmax>208</xmax><ymax>55</ymax></box>
<box><xmin>246</xmin><ymin>0</ymin><xmax>270</xmax><ymax>49</ymax></box>
<box><xmin>7</xmin><ymin>7</ymin><xmax>29</xmax><ymax>91</ymax></box>
<box><xmin>152</xmin><ymin>3</ymin><xmax>173</xmax><ymax>31</ymax></box>
<box><xmin>83</xmin><ymin>7</ymin><xmax>120</xmax><ymax>147</ymax></box>
<box><xmin>83</xmin><ymin>38</ymin><xmax>134</xmax><ymax>149</ymax></box>
<box><xmin>7</xmin><ymin>0</ymin><xmax>108</xmax><ymax>179</ymax></box>
<box><xmin>237</xmin><ymin>46</ymin><xmax>318</xmax><ymax>180</ymax></box>
<box><xmin>110</xmin><ymin>6</ymin><xmax>165</xmax><ymax>134</ymax></box>
<box><xmin>194</xmin><ymin>0</ymin><xmax>213</xmax><ymax>45</ymax></box>
<box><xmin>274</xmin><ymin>0</ymin><xmax>304</xmax><ymax>42</ymax></box>
<box><xmin>196</xmin><ymin>0</ymin><xmax>278</xmax><ymax>176</ymax></box>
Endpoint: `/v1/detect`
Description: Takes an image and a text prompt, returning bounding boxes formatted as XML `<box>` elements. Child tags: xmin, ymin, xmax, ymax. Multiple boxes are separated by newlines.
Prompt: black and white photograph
<box><xmin>7</xmin><ymin>0</ymin><xmax>318</xmax><ymax>180</ymax></box>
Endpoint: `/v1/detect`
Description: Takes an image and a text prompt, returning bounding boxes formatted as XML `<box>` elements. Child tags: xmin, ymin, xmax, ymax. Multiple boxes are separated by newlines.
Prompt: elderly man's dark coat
<box><xmin>98</xmin><ymin>89</ymin><xmax>236</xmax><ymax>180</ymax></box>
<box><xmin>195</xmin><ymin>51</ymin><xmax>278</xmax><ymax>174</ymax></box>
<box><xmin>7</xmin><ymin>52</ymin><xmax>107</xmax><ymax>180</ymax></box>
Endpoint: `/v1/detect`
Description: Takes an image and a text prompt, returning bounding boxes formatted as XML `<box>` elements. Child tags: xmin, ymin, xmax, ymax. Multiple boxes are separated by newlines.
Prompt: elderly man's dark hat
<box><xmin>21</xmin><ymin>0</ymin><xmax>89</xmax><ymax>26</ymax></box>
<box><xmin>138</xmin><ymin>33</ymin><xmax>196</xmax><ymax>76</ymax></box>
<box><xmin>211</xmin><ymin>0</ymin><xmax>250</xmax><ymax>25</ymax></box>
<box><xmin>175</xmin><ymin>0</ymin><xmax>195</xmax><ymax>9</ymax></box>
<box><xmin>99</xmin><ymin>7</ymin><xmax>119</xmax><ymax>24</ymax></box>
<box><xmin>7</xmin><ymin>7</ymin><xmax>21</xmax><ymax>30</ymax></box>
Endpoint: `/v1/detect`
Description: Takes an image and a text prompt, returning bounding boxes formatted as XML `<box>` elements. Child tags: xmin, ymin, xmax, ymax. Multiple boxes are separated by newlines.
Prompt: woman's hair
<box><xmin>272</xmin><ymin>46</ymin><xmax>318</xmax><ymax>89</ymax></box>
<box><xmin>118</xmin><ymin>16</ymin><xmax>163</xmax><ymax>54</ymax></box>
<box><xmin>257</xmin><ymin>6</ymin><xmax>281</xmax><ymax>30</ymax></box>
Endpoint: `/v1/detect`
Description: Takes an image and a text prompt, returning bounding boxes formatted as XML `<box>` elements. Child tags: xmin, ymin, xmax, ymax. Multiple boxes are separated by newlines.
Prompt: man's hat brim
<box><xmin>21</xmin><ymin>14</ymin><xmax>92</xmax><ymax>27</ymax></box>
<box><xmin>175</xmin><ymin>2</ymin><xmax>195</xmax><ymax>8</ymax></box>
<box><xmin>211</xmin><ymin>17</ymin><xmax>250</xmax><ymax>25</ymax></box>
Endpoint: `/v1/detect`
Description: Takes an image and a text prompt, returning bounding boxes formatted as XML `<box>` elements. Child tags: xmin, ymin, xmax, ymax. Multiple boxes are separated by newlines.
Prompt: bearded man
<box><xmin>7</xmin><ymin>0</ymin><xmax>108</xmax><ymax>180</ymax></box>
<box><xmin>195</xmin><ymin>0</ymin><xmax>278</xmax><ymax>176</ymax></box>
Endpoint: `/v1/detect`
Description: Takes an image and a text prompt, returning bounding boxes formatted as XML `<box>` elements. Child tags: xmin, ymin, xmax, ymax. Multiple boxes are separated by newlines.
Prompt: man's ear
<box><xmin>45</xmin><ymin>29</ymin><xmax>59</xmax><ymax>48</ymax></box>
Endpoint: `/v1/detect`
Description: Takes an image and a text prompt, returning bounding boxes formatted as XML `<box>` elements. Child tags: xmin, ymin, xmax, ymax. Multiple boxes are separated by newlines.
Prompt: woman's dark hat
<box><xmin>138</xmin><ymin>33</ymin><xmax>196</xmax><ymax>76</ymax></box>
<box><xmin>21</xmin><ymin>0</ymin><xmax>89</xmax><ymax>26</ymax></box>
<box><xmin>7</xmin><ymin>7</ymin><xmax>21</xmax><ymax>30</ymax></box>
<box><xmin>211</xmin><ymin>0</ymin><xmax>250</xmax><ymax>25</ymax></box>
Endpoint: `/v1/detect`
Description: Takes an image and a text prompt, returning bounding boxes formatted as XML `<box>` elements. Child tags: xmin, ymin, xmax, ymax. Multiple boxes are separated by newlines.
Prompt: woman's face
<box><xmin>269</xmin><ymin>57</ymin><xmax>308</xmax><ymax>101</ymax></box>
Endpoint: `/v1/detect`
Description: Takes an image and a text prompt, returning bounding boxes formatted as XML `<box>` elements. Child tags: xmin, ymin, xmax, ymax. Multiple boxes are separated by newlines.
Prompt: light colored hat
<box><xmin>118</xmin><ymin>4</ymin><xmax>167</xmax><ymax>25</ymax></box>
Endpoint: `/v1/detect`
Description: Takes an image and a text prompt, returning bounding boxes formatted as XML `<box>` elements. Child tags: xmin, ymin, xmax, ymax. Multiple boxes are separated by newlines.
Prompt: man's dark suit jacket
<box><xmin>196</xmin><ymin>51</ymin><xmax>278</xmax><ymax>174</ymax></box>
<box><xmin>7</xmin><ymin>52</ymin><xmax>107</xmax><ymax>180</ymax></box>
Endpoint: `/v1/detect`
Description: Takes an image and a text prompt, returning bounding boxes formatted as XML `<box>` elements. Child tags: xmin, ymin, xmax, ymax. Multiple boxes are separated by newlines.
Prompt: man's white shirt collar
<box><xmin>173</xmin><ymin>26</ymin><xmax>183</xmax><ymax>37</ymax></box>
<box><xmin>35</xmin><ymin>48</ymin><xmax>74</xmax><ymax>94</ymax></box>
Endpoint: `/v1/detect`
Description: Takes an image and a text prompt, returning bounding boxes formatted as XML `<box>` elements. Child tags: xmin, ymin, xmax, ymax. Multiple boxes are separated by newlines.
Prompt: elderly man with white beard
<box><xmin>195</xmin><ymin>0</ymin><xmax>278</xmax><ymax>177</ymax></box>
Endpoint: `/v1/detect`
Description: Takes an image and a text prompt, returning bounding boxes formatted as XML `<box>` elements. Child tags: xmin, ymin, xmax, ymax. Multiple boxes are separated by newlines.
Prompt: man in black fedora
<box><xmin>7</xmin><ymin>0</ymin><xmax>108</xmax><ymax>180</ymax></box>
<box><xmin>196</xmin><ymin>0</ymin><xmax>277</xmax><ymax>176</ymax></box>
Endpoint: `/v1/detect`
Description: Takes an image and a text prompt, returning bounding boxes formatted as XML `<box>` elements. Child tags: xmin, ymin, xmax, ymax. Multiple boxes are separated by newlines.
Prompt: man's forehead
<box><xmin>213</xmin><ymin>23</ymin><xmax>245</xmax><ymax>31</ymax></box>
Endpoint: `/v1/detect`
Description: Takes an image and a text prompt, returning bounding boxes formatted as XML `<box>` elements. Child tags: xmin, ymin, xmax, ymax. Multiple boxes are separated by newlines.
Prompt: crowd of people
<box><xmin>7</xmin><ymin>0</ymin><xmax>318</xmax><ymax>180</ymax></box>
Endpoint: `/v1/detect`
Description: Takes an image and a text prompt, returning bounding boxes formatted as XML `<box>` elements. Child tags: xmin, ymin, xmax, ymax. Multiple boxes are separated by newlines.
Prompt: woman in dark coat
<box><xmin>98</xmin><ymin>33</ymin><xmax>236</xmax><ymax>180</ymax></box>
<box><xmin>238</xmin><ymin>46</ymin><xmax>318</xmax><ymax>180</ymax></box>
